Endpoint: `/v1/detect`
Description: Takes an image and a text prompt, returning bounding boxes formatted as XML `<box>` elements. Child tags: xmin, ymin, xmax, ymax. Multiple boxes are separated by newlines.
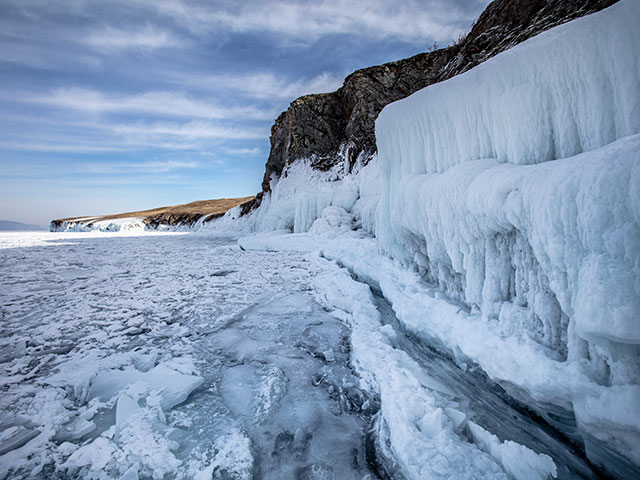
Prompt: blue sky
<box><xmin>0</xmin><ymin>0</ymin><xmax>488</xmax><ymax>226</ymax></box>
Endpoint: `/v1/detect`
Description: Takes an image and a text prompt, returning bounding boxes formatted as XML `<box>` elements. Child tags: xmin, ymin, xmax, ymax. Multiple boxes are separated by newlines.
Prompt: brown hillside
<box><xmin>53</xmin><ymin>196</ymin><xmax>253</xmax><ymax>229</ymax></box>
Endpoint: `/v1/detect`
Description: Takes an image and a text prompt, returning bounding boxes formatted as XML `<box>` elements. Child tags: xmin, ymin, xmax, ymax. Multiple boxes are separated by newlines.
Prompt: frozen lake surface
<box><xmin>0</xmin><ymin>232</ymin><xmax>379</xmax><ymax>479</ymax></box>
<box><xmin>0</xmin><ymin>232</ymin><xmax>632</xmax><ymax>479</ymax></box>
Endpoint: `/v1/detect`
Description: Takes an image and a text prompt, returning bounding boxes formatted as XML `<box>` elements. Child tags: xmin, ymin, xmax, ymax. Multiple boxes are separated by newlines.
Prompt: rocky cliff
<box><xmin>242</xmin><ymin>0</ymin><xmax>618</xmax><ymax>214</ymax></box>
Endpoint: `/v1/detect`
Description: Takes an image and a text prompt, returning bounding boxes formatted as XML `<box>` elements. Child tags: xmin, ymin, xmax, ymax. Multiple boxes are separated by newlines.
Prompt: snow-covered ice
<box><xmin>1</xmin><ymin>223</ymin><xmax>638</xmax><ymax>478</ymax></box>
<box><xmin>0</xmin><ymin>231</ymin><xmax>379</xmax><ymax>479</ymax></box>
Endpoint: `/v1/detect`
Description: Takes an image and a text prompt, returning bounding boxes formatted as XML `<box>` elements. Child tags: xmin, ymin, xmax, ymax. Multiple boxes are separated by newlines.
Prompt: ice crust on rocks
<box><xmin>236</xmin><ymin>0</ymin><xmax>640</xmax><ymax>472</ymax></box>
<box><xmin>374</xmin><ymin>0</ymin><xmax>640</xmax><ymax>386</ymax></box>
<box><xmin>375</xmin><ymin>0</ymin><xmax>640</xmax><ymax>175</ymax></box>
<box><xmin>52</xmin><ymin>217</ymin><xmax>147</xmax><ymax>232</ymax></box>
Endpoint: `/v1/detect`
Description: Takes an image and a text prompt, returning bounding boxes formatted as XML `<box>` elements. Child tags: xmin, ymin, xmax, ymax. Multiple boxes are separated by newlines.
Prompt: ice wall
<box><xmin>248</xmin><ymin>146</ymin><xmax>363</xmax><ymax>234</ymax></box>
<box><xmin>376</xmin><ymin>0</ymin><xmax>640</xmax><ymax>176</ymax></box>
<box><xmin>350</xmin><ymin>157</ymin><xmax>381</xmax><ymax>235</ymax></box>
<box><xmin>375</xmin><ymin>0</ymin><xmax>640</xmax><ymax>386</ymax></box>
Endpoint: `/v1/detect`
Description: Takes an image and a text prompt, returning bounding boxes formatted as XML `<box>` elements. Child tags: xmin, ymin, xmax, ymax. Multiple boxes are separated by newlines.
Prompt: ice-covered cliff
<box><xmin>229</xmin><ymin>0</ymin><xmax>640</xmax><ymax>473</ymax></box>
<box><xmin>375</xmin><ymin>0</ymin><xmax>639</xmax><ymax>378</ymax></box>
<box><xmin>242</xmin><ymin>0</ymin><xmax>618</xmax><ymax>216</ymax></box>
<box><xmin>370</xmin><ymin>0</ymin><xmax>640</xmax><ymax>468</ymax></box>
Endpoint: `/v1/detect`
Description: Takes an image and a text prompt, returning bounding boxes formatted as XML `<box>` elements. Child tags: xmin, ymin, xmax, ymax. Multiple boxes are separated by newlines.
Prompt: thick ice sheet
<box><xmin>377</xmin><ymin>135</ymin><xmax>640</xmax><ymax>380</ymax></box>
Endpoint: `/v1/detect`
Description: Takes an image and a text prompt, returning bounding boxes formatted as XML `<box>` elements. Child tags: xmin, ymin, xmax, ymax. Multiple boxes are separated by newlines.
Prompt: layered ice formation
<box><xmin>375</xmin><ymin>0</ymin><xmax>640</xmax><ymax>386</ymax></box>
<box><xmin>233</xmin><ymin>0</ymin><xmax>640</xmax><ymax>472</ymax></box>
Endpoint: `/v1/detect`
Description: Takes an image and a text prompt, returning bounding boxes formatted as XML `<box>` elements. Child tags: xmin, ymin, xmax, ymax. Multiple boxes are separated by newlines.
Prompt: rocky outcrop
<box><xmin>242</xmin><ymin>0</ymin><xmax>618</xmax><ymax>214</ymax></box>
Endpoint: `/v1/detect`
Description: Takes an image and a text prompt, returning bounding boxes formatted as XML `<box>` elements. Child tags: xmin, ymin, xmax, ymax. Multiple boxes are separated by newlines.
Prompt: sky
<box><xmin>0</xmin><ymin>0</ymin><xmax>488</xmax><ymax>227</ymax></box>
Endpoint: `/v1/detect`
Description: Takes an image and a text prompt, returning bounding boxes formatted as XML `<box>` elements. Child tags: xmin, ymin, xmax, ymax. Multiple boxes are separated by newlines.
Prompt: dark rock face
<box><xmin>242</xmin><ymin>0</ymin><xmax>618</xmax><ymax>214</ymax></box>
<box><xmin>142</xmin><ymin>212</ymin><xmax>221</xmax><ymax>229</ymax></box>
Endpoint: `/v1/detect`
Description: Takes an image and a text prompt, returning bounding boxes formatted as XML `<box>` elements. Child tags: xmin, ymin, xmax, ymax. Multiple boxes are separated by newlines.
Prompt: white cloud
<box><xmin>0</xmin><ymin>114</ymin><xmax>267</xmax><ymax>153</ymax></box>
<box><xmin>191</xmin><ymin>72</ymin><xmax>344</xmax><ymax>100</ymax></box>
<box><xmin>80</xmin><ymin>160</ymin><xmax>199</xmax><ymax>174</ymax></box>
<box><xmin>225</xmin><ymin>147</ymin><xmax>263</xmax><ymax>155</ymax></box>
<box><xmin>30</xmin><ymin>88</ymin><xmax>274</xmax><ymax>120</ymax></box>
<box><xmin>130</xmin><ymin>0</ymin><xmax>479</xmax><ymax>44</ymax></box>
<box><xmin>3</xmin><ymin>0</ymin><xmax>483</xmax><ymax>51</ymax></box>
<box><xmin>0</xmin><ymin>40</ymin><xmax>103</xmax><ymax>70</ymax></box>
<box><xmin>112</xmin><ymin>120</ymin><xmax>267</xmax><ymax>141</ymax></box>
<box><xmin>85</xmin><ymin>25</ymin><xmax>187</xmax><ymax>52</ymax></box>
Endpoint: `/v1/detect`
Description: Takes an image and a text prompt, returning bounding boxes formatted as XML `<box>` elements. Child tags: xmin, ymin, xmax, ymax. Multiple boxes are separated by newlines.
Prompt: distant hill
<box><xmin>50</xmin><ymin>196</ymin><xmax>254</xmax><ymax>231</ymax></box>
<box><xmin>0</xmin><ymin>220</ymin><xmax>46</xmax><ymax>231</ymax></box>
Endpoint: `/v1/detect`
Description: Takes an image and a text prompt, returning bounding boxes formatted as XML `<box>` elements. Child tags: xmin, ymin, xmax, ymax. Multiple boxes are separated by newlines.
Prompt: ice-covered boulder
<box><xmin>308</xmin><ymin>206</ymin><xmax>354</xmax><ymax>236</ymax></box>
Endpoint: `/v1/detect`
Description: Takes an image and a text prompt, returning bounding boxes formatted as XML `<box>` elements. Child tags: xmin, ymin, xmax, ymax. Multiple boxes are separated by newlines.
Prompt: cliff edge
<box><xmin>243</xmin><ymin>0</ymin><xmax>618</xmax><ymax>214</ymax></box>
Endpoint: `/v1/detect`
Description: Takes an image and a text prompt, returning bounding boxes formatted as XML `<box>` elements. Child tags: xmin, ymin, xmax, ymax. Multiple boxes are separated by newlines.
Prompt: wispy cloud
<box><xmin>30</xmin><ymin>88</ymin><xmax>273</xmax><ymax>120</ymax></box>
<box><xmin>129</xmin><ymin>0</ymin><xmax>477</xmax><ymax>44</ymax></box>
<box><xmin>0</xmin><ymin>112</ymin><xmax>268</xmax><ymax>153</ymax></box>
<box><xmin>181</xmin><ymin>72</ymin><xmax>344</xmax><ymax>100</ymax></box>
<box><xmin>3</xmin><ymin>0</ymin><xmax>479</xmax><ymax>50</ymax></box>
<box><xmin>112</xmin><ymin>120</ymin><xmax>267</xmax><ymax>142</ymax></box>
<box><xmin>80</xmin><ymin>159</ymin><xmax>199</xmax><ymax>174</ymax></box>
<box><xmin>85</xmin><ymin>25</ymin><xmax>187</xmax><ymax>52</ymax></box>
<box><xmin>225</xmin><ymin>147</ymin><xmax>263</xmax><ymax>155</ymax></box>
<box><xmin>0</xmin><ymin>40</ymin><xmax>102</xmax><ymax>70</ymax></box>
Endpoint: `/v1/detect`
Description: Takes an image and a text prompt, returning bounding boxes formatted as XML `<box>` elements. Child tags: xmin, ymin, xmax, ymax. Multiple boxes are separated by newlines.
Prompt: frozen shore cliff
<box><xmin>231</xmin><ymin>0</ymin><xmax>639</xmax><ymax>473</ymax></box>
<box><xmin>239</xmin><ymin>0</ymin><xmax>619</xmax><ymax>215</ymax></box>
<box><xmin>43</xmin><ymin>0</ymin><xmax>639</xmax><ymax>475</ymax></box>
